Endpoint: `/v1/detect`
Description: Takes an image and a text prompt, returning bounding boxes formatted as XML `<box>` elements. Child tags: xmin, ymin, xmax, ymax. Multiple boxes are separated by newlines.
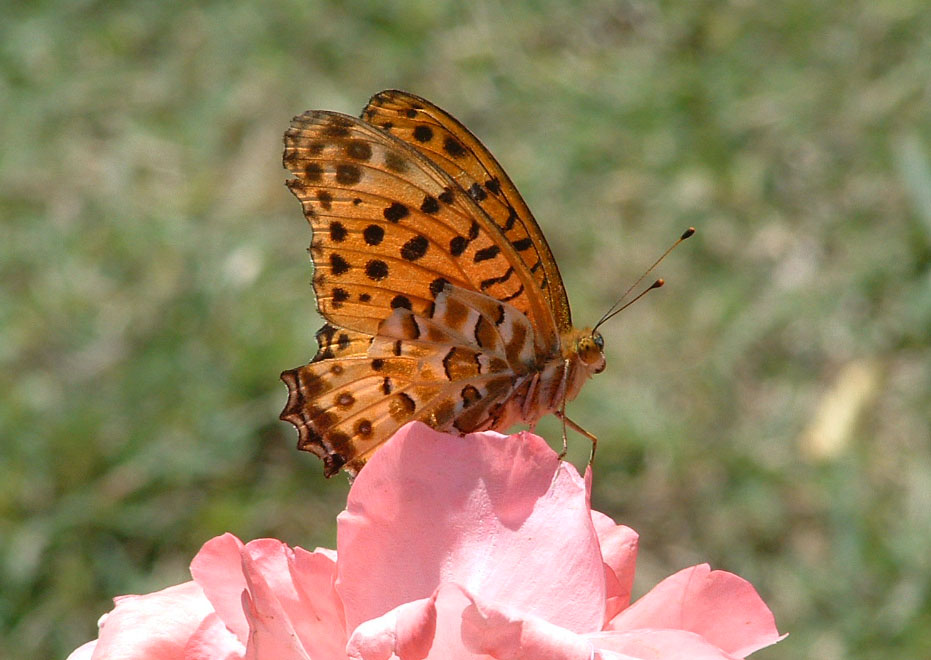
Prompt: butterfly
<box><xmin>280</xmin><ymin>90</ymin><xmax>611</xmax><ymax>478</ymax></box>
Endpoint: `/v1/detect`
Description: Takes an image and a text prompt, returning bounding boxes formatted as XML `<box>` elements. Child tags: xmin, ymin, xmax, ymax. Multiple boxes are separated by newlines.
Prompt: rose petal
<box><xmin>89</xmin><ymin>581</ymin><xmax>215</xmax><ymax>660</ymax></box>
<box><xmin>349</xmin><ymin>582</ymin><xmax>597</xmax><ymax>660</ymax></box>
<box><xmin>590</xmin><ymin>512</ymin><xmax>639</xmax><ymax>620</ymax></box>
<box><xmin>461</xmin><ymin>589</ymin><xmax>596</xmax><ymax>659</ymax></box>
<box><xmin>289</xmin><ymin>546</ymin><xmax>348</xmax><ymax>658</ymax></box>
<box><xmin>607</xmin><ymin>564</ymin><xmax>784</xmax><ymax>657</ymax></box>
<box><xmin>590</xmin><ymin>513</ymin><xmax>639</xmax><ymax>597</ymax></box>
<box><xmin>65</xmin><ymin>640</ymin><xmax>96</xmax><ymax>660</ymax></box>
<box><xmin>314</xmin><ymin>546</ymin><xmax>338</xmax><ymax>563</ymax></box>
<box><xmin>338</xmin><ymin>423</ymin><xmax>606</xmax><ymax>634</ymax></box>
<box><xmin>190</xmin><ymin>533</ymin><xmax>250</xmax><ymax>643</ymax></box>
<box><xmin>589</xmin><ymin>629</ymin><xmax>743</xmax><ymax>660</ymax></box>
<box><xmin>241</xmin><ymin>585</ymin><xmax>310</xmax><ymax>660</ymax></box>
<box><xmin>346</xmin><ymin>593</ymin><xmax>438</xmax><ymax>660</ymax></box>
<box><xmin>184</xmin><ymin>613</ymin><xmax>244</xmax><ymax>660</ymax></box>
<box><xmin>190</xmin><ymin>534</ymin><xmax>348</xmax><ymax>659</ymax></box>
<box><xmin>237</xmin><ymin>539</ymin><xmax>347</xmax><ymax>659</ymax></box>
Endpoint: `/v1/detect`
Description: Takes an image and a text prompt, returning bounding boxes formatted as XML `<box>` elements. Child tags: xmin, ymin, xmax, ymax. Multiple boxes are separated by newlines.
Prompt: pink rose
<box><xmin>70</xmin><ymin>423</ymin><xmax>784</xmax><ymax>659</ymax></box>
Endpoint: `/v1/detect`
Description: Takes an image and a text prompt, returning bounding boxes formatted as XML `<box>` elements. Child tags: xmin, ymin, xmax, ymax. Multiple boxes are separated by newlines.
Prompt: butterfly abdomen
<box><xmin>483</xmin><ymin>349</ymin><xmax>592</xmax><ymax>432</ymax></box>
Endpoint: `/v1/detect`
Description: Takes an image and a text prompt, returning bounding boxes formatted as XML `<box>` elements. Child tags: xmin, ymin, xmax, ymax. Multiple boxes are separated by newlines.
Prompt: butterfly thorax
<box><xmin>483</xmin><ymin>324</ymin><xmax>605</xmax><ymax>432</ymax></box>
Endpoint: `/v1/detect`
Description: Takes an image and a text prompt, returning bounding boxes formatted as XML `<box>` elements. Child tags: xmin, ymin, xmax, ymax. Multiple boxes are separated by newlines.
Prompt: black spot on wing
<box><xmin>355</xmin><ymin>419</ymin><xmax>373</xmax><ymax>437</ymax></box>
<box><xmin>444</xmin><ymin>137</ymin><xmax>467</xmax><ymax>158</ymax></box>
<box><xmin>420</xmin><ymin>195</ymin><xmax>440</xmax><ymax>214</ymax></box>
<box><xmin>365</xmin><ymin>259</ymin><xmax>389</xmax><ymax>281</ymax></box>
<box><xmin>329</xmin><ymin>221</ymin><xmax>347</xmax><ymax>242</ymax></box>
<box><xmin>450</xmin><ymin>236</ymin><xmax>468</xmax><ymax>257</ymax></box>
<box><xmin>322</xmin><ymin>116</ymin><xmax>352</xmax><ymax>138</ymax></box>
<box><xmin>335</xmin><ymin>164</ymin><xmax>362</xmax><ymax>185</ymax></box>
<box><xmin>468</xmin><ymin>183</ymin><xmax>487</xmax><ymax>202</ymax></box>
<box><xmin>400</xmin><ymin>235</ymin><xmax>429</xmax><ymax>261</ymax></box>
<box><xmin>363</xmin><ymin>224</ymin><xmax>385</xmax><ymax>245</ymax></box>
<box><xmin>316</xmin><ymin>190</ymin><xmax>333</xmax><ymax>210</ymax></box>
<box><xmin>331</xmin><ymin>287</ymin><xmax>350</xmax><ymax>308</ymax></box>
<box><xmin>474</xmin><ymin>245</ymin><xmax>500</xmax><ymax>263</ymax></box>
<box><xmin>384</xmin><ymin>151</ymin><xmax>408</xmax><ymax>173</ymax></box>
<box><xmin>304</xmin><ymin>163</ymin><xmax>323</xmax><ymax>182</ymax></box>
<box><xmin>512</xmin><ymin>237</ymin><xmax>534</xmax><ymax>251</ymax></box>
<box><xmin>384</xmin><ymin>202</ymin><xmax>409</xmax><ymax>223</ymax></box>
<box><xmin>330</xmin><ymin>253</ymin><xmax>350</xmax><ymax>275</ymax></box>
<box><xmin>391</xmin><ymin>295</ymin><xmax>412</xmax><ymax>310</ymax></box>
<box><xmin>345</xmin><ymin>140</ymin><xmax>372</xmax><ymax>161</ymax></box>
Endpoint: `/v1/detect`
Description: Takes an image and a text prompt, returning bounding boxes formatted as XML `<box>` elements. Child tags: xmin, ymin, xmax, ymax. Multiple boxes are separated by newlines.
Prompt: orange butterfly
<box><xmin>280</xmin><ymin>91</ymin><xmax>639</xmax><ymax>477</ymax></box>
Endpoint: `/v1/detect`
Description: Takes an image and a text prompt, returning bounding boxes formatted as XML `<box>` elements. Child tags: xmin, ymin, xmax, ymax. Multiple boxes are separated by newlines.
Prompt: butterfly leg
<box><xmin>554</xmin><ymin>410</ymin><xmax>599</xmax><ymax>464</ymax></box>
<box><xmin>554</xmin><ymin>360</ymin><xmax>572</xmax><ymax>459</ymax></box>
<box><xmin>557</xmin><ymin>398</ymin><xmax>569</xmax><ymax>459</ymax></box>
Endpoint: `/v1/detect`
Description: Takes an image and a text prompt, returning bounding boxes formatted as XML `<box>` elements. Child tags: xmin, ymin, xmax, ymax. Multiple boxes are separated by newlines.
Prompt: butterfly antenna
<box><xmin>594</xmin><ymin>227</ymin><xmax>695</xmax><ymax>330</ymax></box>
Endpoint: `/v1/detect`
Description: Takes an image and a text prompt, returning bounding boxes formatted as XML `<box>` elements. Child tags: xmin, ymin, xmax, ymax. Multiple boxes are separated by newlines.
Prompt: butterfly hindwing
<box><xmin>280</xmin><ymin>284</ymin><xmax>536</xmax><ymax>476</ymax></box>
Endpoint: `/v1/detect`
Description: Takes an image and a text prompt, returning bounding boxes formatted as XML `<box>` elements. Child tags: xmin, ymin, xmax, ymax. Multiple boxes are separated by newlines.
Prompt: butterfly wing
<box><xmin>282</xmin><ymin>105</ymin><xmax>572</xmax><ymax>476</ymax></box>
<box><xmin>362</xmin><ymin>90</ymin><xmax>573</xmax><ymax>333</ymax></box>
<box><xmin>280</xmin><ymin>284</ymin><xmax>537</xmax><ymax>476</ymax></box>
<box><xmin>283</xmin><ymin>109</ymin><xmax>558</xmax><ymax>345</ymax></box>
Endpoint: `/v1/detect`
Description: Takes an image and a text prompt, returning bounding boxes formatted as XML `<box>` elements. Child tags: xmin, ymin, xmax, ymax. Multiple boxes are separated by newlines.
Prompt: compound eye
<box><xmin>578</xmin><ymin>336</ymin><xmax>602</xmax><ymax>365</ymax></box>
<box><xmin>593</xmin><ymin>332</ymin><xmax>604</xmax><ymax>350</ymax></box>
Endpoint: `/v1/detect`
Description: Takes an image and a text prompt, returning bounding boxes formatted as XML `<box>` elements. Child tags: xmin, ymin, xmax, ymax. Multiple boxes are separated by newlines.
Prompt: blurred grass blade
<box><xmin>894</xmin><ymin>134</ymin><xmax>931</xmax><ymax>242</ymax></box>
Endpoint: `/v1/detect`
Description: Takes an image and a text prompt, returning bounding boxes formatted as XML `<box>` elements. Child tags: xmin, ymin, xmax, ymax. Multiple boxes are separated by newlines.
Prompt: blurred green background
<box><xmin>2</xmin><ymin>1</ymin><xmax>930</xmax><ymax>658</ymax></box>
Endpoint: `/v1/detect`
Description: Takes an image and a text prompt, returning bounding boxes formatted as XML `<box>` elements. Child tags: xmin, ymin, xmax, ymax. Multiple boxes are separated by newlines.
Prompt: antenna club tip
<box><xmin>681</xmin><ymin>227</ymin><xmax>696</xmax><ymax>239</ymax></box>
<box><xmin>652</xmin><ymin>278</ymin><xmax>665</xmax><ymax>288</ymax></box>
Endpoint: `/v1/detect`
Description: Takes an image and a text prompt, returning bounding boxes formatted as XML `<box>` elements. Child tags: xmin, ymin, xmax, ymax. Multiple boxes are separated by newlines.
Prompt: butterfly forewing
<box><xmin>283</xmin><ymin>110</ymin><xmax>556</xmax><ymax>340</ymax></box>
<box><xmin>362</xmin><ymin>90</ymin><xmax>572</xmax><ymax>334</ymax></box>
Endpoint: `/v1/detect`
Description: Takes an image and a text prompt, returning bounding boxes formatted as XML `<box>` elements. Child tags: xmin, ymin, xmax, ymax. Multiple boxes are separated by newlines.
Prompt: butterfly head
<box><xmin>576</xmin><ymin>329</ymin><xmax>606</xmax><ymax>375</ymax></box>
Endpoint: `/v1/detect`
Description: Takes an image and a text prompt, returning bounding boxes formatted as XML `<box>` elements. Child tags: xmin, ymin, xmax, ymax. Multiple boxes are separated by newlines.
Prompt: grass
<box><xmin>2</xmin><ymin>1</ymin><xmax>930</xmax><ymax>658</ymax></box>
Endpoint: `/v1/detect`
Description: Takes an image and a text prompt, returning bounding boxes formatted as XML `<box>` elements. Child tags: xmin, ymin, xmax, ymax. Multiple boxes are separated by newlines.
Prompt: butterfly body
<box><xmin>280</xmin><ymin>91</ymin><xmax>606</xmax><ymax>477</ymax></box>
